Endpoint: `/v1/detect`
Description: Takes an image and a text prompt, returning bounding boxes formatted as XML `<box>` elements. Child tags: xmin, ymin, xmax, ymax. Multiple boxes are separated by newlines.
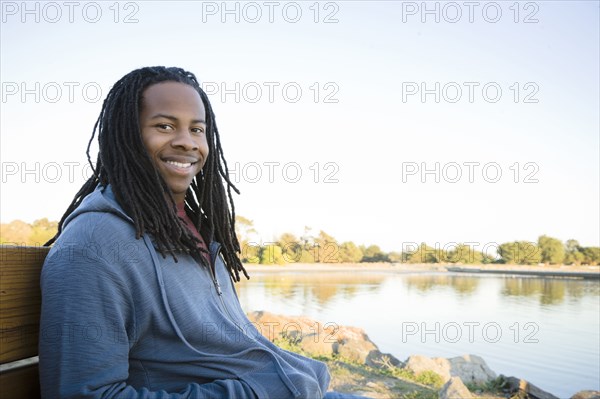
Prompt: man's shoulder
<box><xmin>62</xmin><ymin>209</ymin><xmax>136</xmax><ymax>244</ymax></box>
<box><xmin>45</xmin><ymin>210</ymin><xmax>146</xmax><ymax>268</ymax></box>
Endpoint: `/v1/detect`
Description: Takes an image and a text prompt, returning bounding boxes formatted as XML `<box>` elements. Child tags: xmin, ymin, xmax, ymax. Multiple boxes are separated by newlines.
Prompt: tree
<box><xmin>235</xmin><ymin>215</ymin><xmax>256</xmax><ymax>242</ymax></box>
<box><xmin>564</xmin><ymin>239</ymin><xmax>584</xmax><ymax>266</ymax></box>
<box><xmin>565</xmin><ymin>239</ymin><xmax>581</xmax><ymax>253</ymax></box>
<box><xmin>235</xmin><ymin>215</ymin><xmax>258</xmax><ymax>262</ymax></box>
<box><xmin>277</xmin><ymin>232</ymin><xmax>298</xmax><ymax>246</ymax></box>
<box><xmin>300</xmin><ymin>226</ymin><xmax>315</xmax><ymax>247</ymax></box>
<box><xmin>481</xmin><ymin>252</ymin><xmax>497</xmax><ymax>264</ymax></box>
<box><xmin>338</xmin><ymin>241</ymin><xmax>363</xmax><ymax>263</ymax></box>
<box><xmin>537</xmin><ymin>235</ymin><xmax>565</xmax><ymax>265</ymax></box>
<box><xmin>498</xmin><ymin>241</ymin><xmax>542</xmax><ymax>265</ymax></box>
<box><xmin>0</xmin><ymin>220</ymin><xmax>33</xmax><ymax>244</ymax></box>
<box><xmin>29</xmin><ymin>218</ymin><xmax>58</xmax><ymax>245</ymax></box>
<box><xmin>314</xmin><ymin>230</ymin><xmax>340</xmax><ymax>263</ymax></box>
<box><xmin>404</xmin><ymin>243</ymin><xmax>438</xmax><ymax>264</ymax></box>
<box><xmin>564</xmin><ymin>250</ymin><xmax>585</xmax><ymax>266</ymax></box>
<box><xmin>387</xmin><ymin>251</ymin><xmax>403</xmax><ymax>263</ymax></box>
<box><xmin>259</xmin><ymin>244</ymin><xmax>285</xmax><ymax>265</ymax></box>
<box><xmin>361</xmin><ymin>245</ymin><xmax>389</xmax><ymax>262</ymax></box>
<box><xmin>315</xmin><ymin>230</ymin><xmax>336</xmax><ymax>245</ymax></box>
<box><xmin>444</xmin><ymin>243</ymin><xmax>484</xmax><ymax>264</ymax></box>
<box><xmin>240</xmin><ymin>241</ymin><xmax>261</xmax><ymax>264</ymax></box>
<box><xmin>277</xmin><ymin>232</ymin><xmax>301</xmax><ymax>263</ymax></box>
<box><xmin>581</xmin><ymin>247</ymin><xmax>600</xmax><ymax>265</ymax></box>
<box><xmin>297</xmin><ymin>248</ymin><xmax>317</xmax><ymax>263</ymax></box>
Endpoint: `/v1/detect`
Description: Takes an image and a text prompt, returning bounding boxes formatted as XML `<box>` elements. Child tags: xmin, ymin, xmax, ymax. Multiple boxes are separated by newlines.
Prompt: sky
<box><xmin>1</xmin><ymin>0</ymin><xmax>599</xmax><ymax>253</ymax></box>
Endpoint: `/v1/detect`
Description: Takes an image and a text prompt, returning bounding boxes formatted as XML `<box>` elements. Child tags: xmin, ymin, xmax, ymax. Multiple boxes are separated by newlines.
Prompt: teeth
<box><xmin>166</xmin><ymin>160</ymin><xmax>192</xmax><ymax>168</ymax></box>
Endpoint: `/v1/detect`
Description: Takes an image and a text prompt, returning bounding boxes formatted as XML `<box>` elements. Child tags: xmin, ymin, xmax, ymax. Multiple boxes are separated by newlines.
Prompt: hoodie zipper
<box><xmin>207</xmin><ymin>244</ymin><xmax>302</xmax><ymax>397</ymax></box>
<box><xmin>208</xmin><ymin>244</ymin><xmax>243</xmax><ymax>332</ymax></box>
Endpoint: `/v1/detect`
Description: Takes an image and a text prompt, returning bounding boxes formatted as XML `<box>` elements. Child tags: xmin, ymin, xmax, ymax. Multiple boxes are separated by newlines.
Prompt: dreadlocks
<box><xmin>45</xmin><ymin>66</ymin><xmax>248</xmax><ymax>281</ymax></box>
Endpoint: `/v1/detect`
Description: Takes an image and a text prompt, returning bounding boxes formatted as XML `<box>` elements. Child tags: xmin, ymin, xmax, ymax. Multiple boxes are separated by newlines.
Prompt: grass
<box><xmin>274</xmin><ymin>337</ymin><xmax>440</xmax><ymax>398</ymax></box>
<box><xmin>273</xmin><ymin>337</ymin><xmax>513</xmax><ymax>399</ymax></box>
<box><xmin>371</xmin><ymin>355</ymin><xmax>445</xmax><ymax>390</ymax></box>
<box><xmin>465</xmin><ymin>376</ymin><xmax>516</xmax><ymax>398</ymax></box>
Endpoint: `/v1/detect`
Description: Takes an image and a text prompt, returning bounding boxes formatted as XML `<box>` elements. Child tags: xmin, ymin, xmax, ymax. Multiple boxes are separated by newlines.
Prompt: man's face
<box><xmin>139</xmin><ymin>81</ymin><xmax>209</xmax><ymax>204</ymax></box>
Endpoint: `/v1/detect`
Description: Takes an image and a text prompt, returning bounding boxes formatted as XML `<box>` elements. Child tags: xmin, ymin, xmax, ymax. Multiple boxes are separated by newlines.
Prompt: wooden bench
<box><xmin>0</xmin><ymin>245</ymin><xmax>49</xmax><ymax>399</ymax></box>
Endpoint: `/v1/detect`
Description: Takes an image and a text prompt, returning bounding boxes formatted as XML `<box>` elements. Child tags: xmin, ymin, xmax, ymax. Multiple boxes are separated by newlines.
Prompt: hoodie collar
<box><xmin>63</xmin><ymin>184</ymin><xmax>133</xmax><ymax>229</ymax></box>
<box><xmin>63</xmin><ymin>184</ymin><xmax>219</xmax><ymax>253</ymax></box>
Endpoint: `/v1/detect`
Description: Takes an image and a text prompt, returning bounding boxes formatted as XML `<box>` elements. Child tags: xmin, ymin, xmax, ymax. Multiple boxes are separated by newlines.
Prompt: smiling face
<box><xmin>139</xmin><ymin>81</ymin><xmax>209</xmax><ymax>204</ymax></box>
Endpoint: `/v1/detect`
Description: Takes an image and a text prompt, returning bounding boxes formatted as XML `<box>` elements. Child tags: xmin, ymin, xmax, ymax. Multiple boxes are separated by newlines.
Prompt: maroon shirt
<box><xmin>176</xmin><ymin>203</ymin><xmax>211</xmax><ymax>266</ymax></box>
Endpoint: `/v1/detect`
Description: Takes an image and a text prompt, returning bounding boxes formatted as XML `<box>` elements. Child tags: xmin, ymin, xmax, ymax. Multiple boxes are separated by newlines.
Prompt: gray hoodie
<box><xmin>39</xmin><ymin>184</ymin><xmax>330</xmax><ymax>398</ymax></box>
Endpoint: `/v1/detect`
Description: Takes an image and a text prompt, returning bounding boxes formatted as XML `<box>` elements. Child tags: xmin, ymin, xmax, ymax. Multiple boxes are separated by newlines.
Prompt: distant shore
<box><xmin>243</xmin><ymin>262</ymin><xmax>600</xmax><ymax>278</ymax></box>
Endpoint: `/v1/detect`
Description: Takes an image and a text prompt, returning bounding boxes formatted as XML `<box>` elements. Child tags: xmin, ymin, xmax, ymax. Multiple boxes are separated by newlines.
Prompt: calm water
<box><xmin>236</xmin><ymin>271</ymin><xmax>600</xmax><ymax>398</ymax></box>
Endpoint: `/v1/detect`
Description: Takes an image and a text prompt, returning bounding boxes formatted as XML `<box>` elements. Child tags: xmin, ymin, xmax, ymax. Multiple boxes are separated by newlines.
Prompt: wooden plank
<box><xmin>0</xmin><ymin>246</ymin><xmax>49</xmax><ymax>363</ymax></box>
<box><xmin>0</xmin><ymin>363</ymin><xmax>41</xmax><ymax>399</ymax></box>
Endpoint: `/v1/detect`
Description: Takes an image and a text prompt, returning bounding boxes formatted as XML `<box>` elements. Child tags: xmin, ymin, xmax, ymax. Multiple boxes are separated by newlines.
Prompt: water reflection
<box><xmin>401</xmin><ymin>273</ymin><xmax>599</xmax><ymax>305</ymax></box>
<box><xmin>501</xmin><ymin>277</ymin><xmax>599</xmax><ymax>305</ymax></box>
<box><xmin>237</xmin><ymin>272</ymin><xmax>385</xmax><ymax>306</ymax></box>
<box><xmin>403</xmin><ymin>274</ymin><xmax>480</xmax><ymax>295</ymax></box>
<box><xmin>238</xmin><ymin>272</ymin><xmax>600</xmax><ymax>308</ymax></box>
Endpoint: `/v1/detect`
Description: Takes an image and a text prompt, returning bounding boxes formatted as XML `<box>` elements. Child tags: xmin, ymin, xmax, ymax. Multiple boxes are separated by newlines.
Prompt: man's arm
<box><xmin>38</xmin><ymin>250</ymin><xmax>258</xmax><ymax>399</ymax></box>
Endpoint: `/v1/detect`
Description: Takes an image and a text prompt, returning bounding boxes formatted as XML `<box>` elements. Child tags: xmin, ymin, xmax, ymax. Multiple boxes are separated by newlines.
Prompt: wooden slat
<box><xmin>0</xmin><ymin>363</ymin><xmax>41</xmax><ymax>399</ymax></box>
<box><xmin>0</xmin><ymin>246</ymin><xmax>49</xmax><ymax>363</ymax></box>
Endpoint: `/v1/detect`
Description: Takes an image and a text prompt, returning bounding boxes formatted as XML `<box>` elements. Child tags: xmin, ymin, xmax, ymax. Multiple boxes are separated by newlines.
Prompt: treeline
<box><xmin>0</xmin><ymin>219</ymin><xmax>57</xmax><ymax>246</ymax></box>
<box><xmin>2</xmin><ymin>218</ymin><xmax>599</xmax><ymax>266</ymax></box>
<box><xmin>235</xmin><ymin>217</ymin><xmax>600</xmax><ymax>266</ymax></box>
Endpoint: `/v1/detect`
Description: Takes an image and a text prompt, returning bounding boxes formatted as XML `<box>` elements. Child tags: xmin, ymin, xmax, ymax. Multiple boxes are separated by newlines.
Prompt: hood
<box><xmin>63</xmin><ymin>184</ymin><xmax>221</xmax><ymax>257</ymax></box>
<box><xmin>63</xmin><ymin>184</ymin><xmax>133</xmax><ymax>229</ymax></box>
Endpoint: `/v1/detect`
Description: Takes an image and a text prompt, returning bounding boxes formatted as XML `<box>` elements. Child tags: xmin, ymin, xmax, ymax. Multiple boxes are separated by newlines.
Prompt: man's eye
<box><xmin>191</xmin><ymin>127</ymin><xmax>205</xmax><ymax>134</ymax></box>
<box><xmin>156</xmin><ymin>124</ymin><xmax>173</xmax><ymax>131</ymax></box>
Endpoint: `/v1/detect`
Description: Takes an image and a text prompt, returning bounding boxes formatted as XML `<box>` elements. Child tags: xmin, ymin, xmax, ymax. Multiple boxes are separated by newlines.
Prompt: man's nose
<box><xmin>170</xmin><ymin>129</ymin><xmax>198</xmax><ymax>150</ymax></box>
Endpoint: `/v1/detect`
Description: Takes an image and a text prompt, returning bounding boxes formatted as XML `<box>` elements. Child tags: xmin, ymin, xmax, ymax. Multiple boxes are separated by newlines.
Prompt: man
<box><xmin>40</xmin><ymin>66</ymin><xmax>364</xmax><ymax>398</ymax></box>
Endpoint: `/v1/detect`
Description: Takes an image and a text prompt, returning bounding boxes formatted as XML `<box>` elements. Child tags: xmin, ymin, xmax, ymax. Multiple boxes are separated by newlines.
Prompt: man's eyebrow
<box><xmin>150</xmin><ymin>114</ymin><xmax>206</xmax><ymax>124</ymax></box>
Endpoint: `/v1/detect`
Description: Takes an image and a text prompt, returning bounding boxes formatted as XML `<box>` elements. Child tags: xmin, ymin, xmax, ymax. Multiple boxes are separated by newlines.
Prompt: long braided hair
<box><xmin>45</xmin><ymin>66</ymin><xmax>248</xmax><ymax>281</ymax></box>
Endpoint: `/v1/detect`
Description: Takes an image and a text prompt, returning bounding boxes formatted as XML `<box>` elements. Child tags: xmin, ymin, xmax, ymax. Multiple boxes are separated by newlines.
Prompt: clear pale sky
<box><xmin>1</xmin><ymin>1</ymin><xmax>598</xmax><ymax>252</ymax></box>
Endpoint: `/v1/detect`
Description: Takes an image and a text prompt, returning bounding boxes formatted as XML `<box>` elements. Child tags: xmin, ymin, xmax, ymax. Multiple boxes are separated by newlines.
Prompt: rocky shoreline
<box><xmin>246</xmin><ymin>311</ymin><xmax>599</xmax><ymax>399</ymax></box>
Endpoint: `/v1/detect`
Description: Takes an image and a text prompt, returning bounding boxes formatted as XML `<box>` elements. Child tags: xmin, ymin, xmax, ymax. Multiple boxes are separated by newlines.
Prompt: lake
<box><xmin>236</xmin><ymin>270</ymin><xmax>600</xmax><ymax>398</ymax></box>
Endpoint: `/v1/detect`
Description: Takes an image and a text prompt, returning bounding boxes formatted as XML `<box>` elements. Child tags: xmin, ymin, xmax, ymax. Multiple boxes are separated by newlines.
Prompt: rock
<box><xmin>248</xmin><ymin>311</ymin><xmax>338</xmax><ymax>357</ymax></box>
<box><xmin>365</xmin><ymin>349</ymin><xmax>402</xmax><ymax>369</ymax></box>
<box><xmin>505</xmin><ymin>376</ymin><xmax>560</xmax><ymax>399</ymax></box>
<box><xmin>332</xmin><ymin>326</ymin><xmax>401</xmax><ymax>368</ymax></box>
<box><xmin>298</xmin><ymin>333</ymin><xmax>335</xmax><ymax>357</ymax></box>
<box><xmin>405</xmin><ymin>355</ymin><xmax>450</xmax><ymax>381</ymax></box>
<box><xmin>571</xmin><ymin>391</ymin><xmax>600</xmax><ymax>399</ymax></box>
<box><xmin>246</xmin><ymin>311</ymin><xmax>401</xmax><ymax>367</ymax></box>
<box><xmin>404</xmin><ymin>354</ymin><xmax>496</xmax><ymax>384</ymax></box>
<box><xmin>439</xmin><ymin>377</ymin><xmax>472</xmax><ymax>399</ymax></box>
<box><xmin>447</xmin><ymin>354</ymin><xmax>497</xmax><ymax>385</ymax></box>
<box><xmin>335</xmin><ymin>331</ymin><xmax>377</xmax><ymax>364</ymax></box>
<box><xmin>247</xmin><ymin>311</ymin><xmax>320</xmax><ymax>341</ymax></box>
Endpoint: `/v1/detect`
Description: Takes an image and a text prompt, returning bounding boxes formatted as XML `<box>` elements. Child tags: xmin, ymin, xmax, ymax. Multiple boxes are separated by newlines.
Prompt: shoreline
<box><xmin>247</xmin><ymin>311</ymin><xmax>594</xmax><ymax>399</ymax></box>
<box><xmin>243</xmin><ymin>262</ymin><xmax>600</xmax><ymax>278</ymax></box>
